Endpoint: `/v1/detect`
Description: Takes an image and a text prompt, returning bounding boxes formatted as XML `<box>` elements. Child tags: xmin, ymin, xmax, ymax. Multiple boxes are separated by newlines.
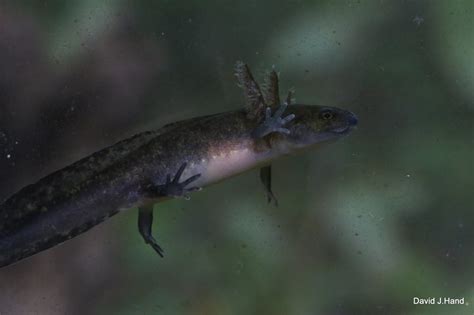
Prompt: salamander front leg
<box><xmin>252</xmin><ymin>102</ymin><xmax>295</xmax><ymax>138</ymax></box>
<box><xmin>139</xmin><ymin>163</ymin><xmax>201</xmax><ymax>258</ymax></box>
<box><xmin>260</xmin><ymin>165</ymin><xmax>278</xmax><ymax>206</ymax></box>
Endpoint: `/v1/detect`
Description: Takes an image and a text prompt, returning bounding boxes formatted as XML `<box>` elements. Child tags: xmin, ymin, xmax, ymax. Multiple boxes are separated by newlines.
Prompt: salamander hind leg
<box><xmin>138</xmin><ymin>163</ymin><xmax>201</xmax><ymax>258</ymax></box>
<box><xmin>144</xmin><ymin>162</ymin><xmax>202</xmax><ymax>200</ymax></box>
<box><xmin>138</xmin><ymin>206</ymin><xmax>164</xmax><ymax>257</ymax></box>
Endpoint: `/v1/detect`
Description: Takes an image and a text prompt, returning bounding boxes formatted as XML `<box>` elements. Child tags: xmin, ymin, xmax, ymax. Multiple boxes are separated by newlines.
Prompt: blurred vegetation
<box><xmin>0</xmin><ymin>1</ymin><xmax>472</xmax><ymax>314</ymax></box>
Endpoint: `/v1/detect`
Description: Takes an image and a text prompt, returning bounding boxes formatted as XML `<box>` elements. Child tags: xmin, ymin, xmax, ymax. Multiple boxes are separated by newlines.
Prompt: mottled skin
<box><xmin>0</xmin><ymin>63</ymin><xmax>357</xmax><ymax>268</ymax></box>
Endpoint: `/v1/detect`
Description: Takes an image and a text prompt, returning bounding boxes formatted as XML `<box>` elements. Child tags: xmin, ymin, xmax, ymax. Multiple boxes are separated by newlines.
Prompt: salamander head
<box><xmin>276</xmin><ymin>104</ymin><xmax>358</xmax><ymax>151</ymax></box>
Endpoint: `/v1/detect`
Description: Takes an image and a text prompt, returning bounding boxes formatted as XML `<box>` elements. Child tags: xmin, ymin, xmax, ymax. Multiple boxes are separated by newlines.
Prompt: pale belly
<box><xmin>183</xmin><ymin>146</ymin><xmax>272</xmax><ymax>187</ymax></box>
<box><xmin>134</xmin><ymin>142</ymin><xmax>278</xmax><ymax>208</ymax></box>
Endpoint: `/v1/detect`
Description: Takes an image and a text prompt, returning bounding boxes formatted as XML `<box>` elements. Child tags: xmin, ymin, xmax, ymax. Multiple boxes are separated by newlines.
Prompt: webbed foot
<box><xmin>146</xmin><ymin>163</ymin><xmax>202</xmax><ymax>200</ymax></box>
<box><xmin>252</xmin><ymin>102</ymin><xmax>295</xmax><ymax>138</ymax></box>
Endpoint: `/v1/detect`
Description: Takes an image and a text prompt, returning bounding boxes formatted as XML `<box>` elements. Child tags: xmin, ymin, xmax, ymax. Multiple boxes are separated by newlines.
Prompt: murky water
<box><xmin>0</xmin><ymin>1</ymin><xmax>472</xmax><ymax>314</ymax></box>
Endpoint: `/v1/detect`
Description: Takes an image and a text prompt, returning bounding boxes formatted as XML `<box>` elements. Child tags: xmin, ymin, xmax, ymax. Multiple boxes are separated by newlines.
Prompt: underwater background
<box><xmin>0</xmin><ymin>1</ymin><xmax>472</xmax><ymax>314</ymax></box>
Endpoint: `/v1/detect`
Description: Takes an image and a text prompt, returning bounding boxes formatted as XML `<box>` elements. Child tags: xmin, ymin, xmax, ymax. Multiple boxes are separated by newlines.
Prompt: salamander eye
<box><xmin>320</xmin><ymin>110</ymin><xmax>334</xmax><ymax>120</ymax></box>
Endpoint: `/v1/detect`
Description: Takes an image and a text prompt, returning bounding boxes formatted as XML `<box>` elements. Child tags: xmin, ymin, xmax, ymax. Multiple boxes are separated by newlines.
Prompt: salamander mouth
<box><xmin>331</xmin><ymin>125</ymin><xmax>353</xmax><ymax>134</ymax></box>
<box><xmin>330</xmin><ymin>111</ymin><xmax>358</xmax><ymax>135</ymax></box>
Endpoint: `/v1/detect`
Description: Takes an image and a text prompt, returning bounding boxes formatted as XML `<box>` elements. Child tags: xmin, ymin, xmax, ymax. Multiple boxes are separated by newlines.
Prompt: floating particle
<box><xmin>413</xmin><ymin>15</ymin><xmax>424</xmax><ymax>26</ymax></box>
